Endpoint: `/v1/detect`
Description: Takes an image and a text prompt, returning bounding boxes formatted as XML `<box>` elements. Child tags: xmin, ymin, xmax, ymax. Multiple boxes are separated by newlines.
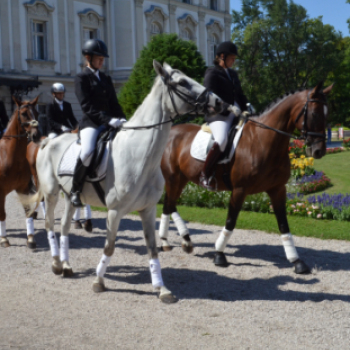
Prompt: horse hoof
<box><xmin>159</xmin><ymin>287</ymin><xmax>178</xmax><ymax>304</ymax></box>
<box><xmin>92</xmin><ymin>282</ymin><xmax>106</xmax><ymax>293</ymax></box>
<box><xmin>63</xmin><ymin>268</ymin><xmax>74</xmax><ymax>278</ymax></box>
<box><xmin>214</xmin><ymin>252</ymin><xmax>229</xmax><ymax>267</ymax></box>
<box><xmin>160</xmin><ymin>245</ymin><xmax>172</xmax><ymax>252</ymax></box>
<box><xmin>74</xmin><ymin>220</ymin><xmax>83</xmax><ymax>229</ymax></box>
<box><xmin>52</xmin><ymin>265</ymin><xmax>63</xmax><ymax>275</ymax></box>
<box><xmin>26</xmin><ymin>240</ymin><xmax>37</xmax><ymax>250</ymax></box>
<box><xmin>0</xmin><ymin>239</ymin><xmax>10</xmax><ymax>248</ymax></box>
<box><xmin>181</xmin><ymin>242</ymin><xmax>193</xmax><ymax>254</ymax></box>
<box><xmin>83</xmin><ymin>219</ymin><xmax>93</xmax><ymax>233</ymax></box>
<box><xmin>294</xmin><ymin>259</ymin><xmax>311</xmax><ymax>274</ymax></box>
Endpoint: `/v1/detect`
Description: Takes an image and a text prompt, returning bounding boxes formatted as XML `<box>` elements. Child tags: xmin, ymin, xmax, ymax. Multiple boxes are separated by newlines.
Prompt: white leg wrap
<box><xmin>215</xmin><ymin>227</ymin><xmax>233</xmax><ymax>252</ymax></box>
<box><xmin>96</xmin><ymin>254</ymin><xmax>111</xmax><ymax>278</ymax></box>
<box><xmin>84</xmin><ymin>205</ymin><xmax>92</xmax><ymax>220</ymax></box>
<box><xmin>281</xmin><ymin>233</ymin><xmax>299</xmax><ymax>263</ymax></box>
<box><xmin>47</xmin><ymin>231</ymin><xmax>59</xmax><ymax>257</ymax></box>
<box><xmin>159</xmin><ymin>214</ymin><xmax>170</xmax><ymax>239</ymax></box>
<box><xmin>40</xmin><ymin>202</ymin><xmax>46</xmax><ymax>218</ymax></box>
<box><xmin>26</xmin><ymin>217</ymin><xmax>34</xmax><ymax>236</ymax></box>
<box><xmin>149</xmin><ymin>259</ymin><xmax>164</xmax><ymax>289</ymax></box>
<box><xmin>171</xmin><ymin>212</ymin><xmax>189</xmax><ymax>237</ymax></box>
<box><xmin>73</xmin><ymin>208</ymin><xmax>81</xmax><ymax>221</ymax></box>
<box><xmin>0</xmin><ymin>221</ymin><xmax>6</xmax><ymax>237</ymax></box>
<box><xmin>60</xmin><ymin>236</ymin><xmax>69</xmax><ymax>262</ymax></box>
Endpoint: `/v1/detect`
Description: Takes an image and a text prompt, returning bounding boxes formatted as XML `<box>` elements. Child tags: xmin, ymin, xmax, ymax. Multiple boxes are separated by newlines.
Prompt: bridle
<box><xmin>2</xmin><ymin>104</ymin><xmax>39</xmax><ymax>139</ymax></box>
<box><xmin>121</xmin><ymin>71</ymin><xmax>213</xmax><ymax>131</ymax></box>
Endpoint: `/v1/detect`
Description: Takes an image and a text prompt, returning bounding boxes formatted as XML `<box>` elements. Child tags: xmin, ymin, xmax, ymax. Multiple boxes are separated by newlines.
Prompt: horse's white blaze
<box><xmin>48</xmin><ymin>230</ymin><xmax>59</xmax><ymax>257</ymax></box>
<box><xmin>26</xmin><ymin>217</ymin><xmax>34</xmax><ymax>236</ymax></box>
<box><xmin>171</xmin><ymin>212</ymin><xmax>189</xmax><ymax>237</ymax></box>
<box><xmin>159</xmin><ymin>214</ymin><xmax>170</xmax><ymax>239</ymax></box>
<box><xmin>215</xmin><ymin>227</ymin><xmax>233</xmax><ymax>252</ymax></box>
<box><xmin>281</xmin><ymin>233</ymin><xmax>299</xmax><ymax>263</ymax></box>
<box><xmin>149</xmin><ymin>258</ymin><xmax>164</xmax><ymax>289</ymax></box>
<box><xmin>96</xmin><ymin>254</ymin><xmax>111</xmax><ymax>278</ymax></box>
<box><xmin>0</xmin><ymin>220</ymin><xmax>6</xmax><ymax>237</ymax></box>
<box><xmin>60</xmin><ymin>236</ymin><xmax>69</xmax><ymax>262</ymax></box>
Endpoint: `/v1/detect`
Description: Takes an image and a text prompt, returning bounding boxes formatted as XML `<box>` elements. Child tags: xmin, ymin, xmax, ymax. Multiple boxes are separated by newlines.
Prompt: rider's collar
<box><xmin>55</xmin><ymin>98</ymin><xmax>63</xmax><ymax>105</ymax></box>
<box><xmin>87</xmin><ymin>66</ymin><xmax>100</xmax><ymax>80</ymax></box>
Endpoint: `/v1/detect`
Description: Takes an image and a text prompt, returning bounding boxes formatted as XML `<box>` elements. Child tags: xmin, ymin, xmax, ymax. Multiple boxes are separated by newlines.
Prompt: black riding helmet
<box><xmin>82</xmin><ymin>39</ymin><xmax>109</xmax><ymax>58</ymax></box>
<box><xmin>216</xmin><ymin>41</ymin><xmax>238</xmax><ymax>57</ymax></box>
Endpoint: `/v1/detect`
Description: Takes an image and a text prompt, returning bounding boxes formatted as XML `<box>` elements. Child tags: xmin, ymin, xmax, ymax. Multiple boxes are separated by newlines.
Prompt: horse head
<box><xmin>153</xmin><ymin>60</ymin><xmax>224</xmax><ymax>118</ymax></box>
<box><xmin>293</xmin><ymin>82</ymin><xmax>334</xmax><ymax>159</ymax></box>
<box><xmin>12</xmin><ymin>95</ymin><xmax>41</xmax><ymax>143</ymax></box>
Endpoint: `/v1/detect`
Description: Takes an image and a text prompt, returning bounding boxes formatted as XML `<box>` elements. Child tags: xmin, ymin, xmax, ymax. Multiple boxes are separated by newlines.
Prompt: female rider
<box><xmin>200</xmin><ymin>41</ymin><xmax>248</xmax><ymax>190</ymax></box>
<box><xmin>72</xmin><ymin>39</ymin><xmax>126</xmax><ymax>207</ymax></box>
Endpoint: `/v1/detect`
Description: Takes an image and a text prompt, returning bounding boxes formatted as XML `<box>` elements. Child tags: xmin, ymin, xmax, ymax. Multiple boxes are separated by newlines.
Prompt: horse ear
<box><xmin>153</xmin><ymin>60</ymin><xmax>169</xmax><ymax>81</ymax></box>
<box><xmin>163</xmin><ymin>62</ymin><xmax>173</xmax><ymax>72</ymax></box>
<box><xmin>323</xmin><ymin>83</ymin><xmax>334</xmax><ymax>96</ymax></box>
<box><xmin>30</xmin><ymin>94</ymin><xmax>40</xmax><ymax>106</ymax></box>
<box><xmin>12</xmin><ymin>95</ymin><xmax>21</xmax><ymax>107</ymax></box>
<box><xmin>311</xmin><ymin>81</ymin><xmax>324</xmax><ymax>95</ymax></box>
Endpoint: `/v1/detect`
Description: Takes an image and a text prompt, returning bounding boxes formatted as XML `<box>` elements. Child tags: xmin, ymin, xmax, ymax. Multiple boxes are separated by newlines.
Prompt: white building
<box><xmin>0</xmin><ymin>0</ymin><xmax>231</xmax><ymax>119</ymax></box>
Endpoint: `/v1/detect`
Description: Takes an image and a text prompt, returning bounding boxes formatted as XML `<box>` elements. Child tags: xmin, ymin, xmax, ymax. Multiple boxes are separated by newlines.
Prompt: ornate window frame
<box><xmin>206</xmin><ymin>19</ymin><xmax>224</xmax><ymax>63</ymax></box>
<box><xmin>78</xmin><ymin>9</ymin><xmax>105</xmax><ymax>46</ymax></box>
<box><xmin>178</xmin><ymin>14</ymin><xmax>197</xmax><ymax>42</ymax></box>
<box><xmin>145</xmin><ymin>6</ymin><xmax>169</xmax><ymax>42</ymax></box>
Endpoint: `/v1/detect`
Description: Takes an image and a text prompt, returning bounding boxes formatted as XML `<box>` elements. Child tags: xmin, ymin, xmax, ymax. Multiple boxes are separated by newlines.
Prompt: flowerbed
<box><xmin>326</xmin><ymin>147</ymin><xmax>346</xmax><ymax>154</ymax></box>
<box><xmin>343</xmin><ymin>137</ymin><xmax>350</xmax><ymax>149</ymax></box>
<box><xmin>295</xmin><ymin>171</ymin><xmax>332</xmax><ymax>194</ymax></box>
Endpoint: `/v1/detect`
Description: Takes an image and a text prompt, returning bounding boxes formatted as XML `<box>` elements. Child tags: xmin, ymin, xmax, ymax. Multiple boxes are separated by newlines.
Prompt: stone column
<box><xmin>169</xmin><ymin>4</ymin><xmax>177</xmax><ymax>33</ymax></box>
<box><xmin>224</xmin><ymin>16</ymin><xmax>231</xmax><ymax>41</ymax></box>
<box><xmin>198</xmin><ymin>11</ymin><xmax>206</xmax><ymax>60</ymax></box>
<box><xmin>134</xmin><ymin>0</ymin><xmax>144</xmax><ymax>58</ymax></box>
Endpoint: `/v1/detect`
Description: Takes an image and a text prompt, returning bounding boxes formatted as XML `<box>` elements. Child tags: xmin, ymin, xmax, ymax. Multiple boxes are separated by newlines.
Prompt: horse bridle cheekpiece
<box><xmin>13</xmin><ymin>104</ymin><xmax>38</xmax><ymax>138</ymax></box>
<box><xmin>294</xmin><ymin>90</ymin><xmax>327</xmax><ymax>143</ymax></box>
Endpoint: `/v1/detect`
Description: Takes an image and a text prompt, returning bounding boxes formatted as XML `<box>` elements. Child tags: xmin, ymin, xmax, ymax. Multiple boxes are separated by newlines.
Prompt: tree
<box><xmin>232</xmin><ymin>0</ymin><xmax>343</xmax><ymax>113</ymax></box>
<box><xmin>118</xmin><ymin>34</ymin><xmax>207</xmax><ymax>120</ymax></box>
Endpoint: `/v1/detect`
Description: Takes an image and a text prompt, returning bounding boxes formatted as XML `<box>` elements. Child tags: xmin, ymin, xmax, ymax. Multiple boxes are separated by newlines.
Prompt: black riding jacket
<box><xmin>75</xmin><ymin>67</ymin><xmax>125</xmax><ymax>130</ymax></box>
<box><xmin>0</xmin><ymin>101</ymin><xmax>9</xmax><ymax>131</ymax></box>
<box><xmin>204</xmin><ymin>65</ymin><xmax>248</xmax><ymax>122</ymax></box>
<box><xmin>46</xmin><ymin>100</ymin><xmax>78</xmax><ymax>135</ymax></box>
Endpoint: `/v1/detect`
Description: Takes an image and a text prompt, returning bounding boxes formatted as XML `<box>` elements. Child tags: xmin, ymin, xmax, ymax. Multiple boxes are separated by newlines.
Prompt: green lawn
<box><xmin>314</xmin><ymin>151</ymin><xmax>350</xmax><ymax>194</ymax></box>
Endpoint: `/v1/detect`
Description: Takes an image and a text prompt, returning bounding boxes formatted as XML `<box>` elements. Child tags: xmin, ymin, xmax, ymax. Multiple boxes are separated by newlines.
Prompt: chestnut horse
<box><xmin>0</xmin><ymin>96</ymin><xmax>41</xmax><ymax>248</ymax></box>
<box><xmin>159</xmin><ymin>82</ymin><xmax>333</xmax><ymax>274</ymax></box>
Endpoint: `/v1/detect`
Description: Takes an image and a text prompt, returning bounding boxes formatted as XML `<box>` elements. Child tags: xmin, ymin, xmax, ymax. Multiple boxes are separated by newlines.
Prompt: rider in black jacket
<box><xmin>200</xmin><ymin>41</ymin><xmax>248</xmax><ymax>190</ymax></box>
<box><xmin>71</xmin><ymin>39</ymin><xmax>126</xmax><ymax>207</ymax></box>
<box><xmin>47</xmin><ymin>83</ymin><xmax>78</xmax><ymax>138</ymax></box>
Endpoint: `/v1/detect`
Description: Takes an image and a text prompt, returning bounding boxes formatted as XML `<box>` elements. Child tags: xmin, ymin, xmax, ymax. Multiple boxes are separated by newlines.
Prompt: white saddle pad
<box><xmin>190</xmin><ymin>122</ymin><xmax>246</xmax><ymax>164</ymax></box>
<box><xmin>57</xmin><ymin>140</ymin><xmax>110</xmax><ymax>182</ymax></box>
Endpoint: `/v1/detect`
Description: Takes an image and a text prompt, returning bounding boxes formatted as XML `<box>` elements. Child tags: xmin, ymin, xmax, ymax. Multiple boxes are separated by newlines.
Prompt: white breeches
<box><xmin>80</xmin><ymin>127</ymin><xmax>101</xmax><ymax>166</ymax></box>
<box><xmin>209</xmin><ymin>113</ymin><xmax>236</xmax><ymax>152</ymax></box>
<box><xmin>48</xmin><ymin>132</ymin><xmax>58</xmax><ymax>139</ymax></box>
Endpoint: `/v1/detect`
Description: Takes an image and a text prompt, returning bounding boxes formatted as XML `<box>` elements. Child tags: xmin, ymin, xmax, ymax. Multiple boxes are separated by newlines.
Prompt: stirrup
<box><xmin>70</xmin><ymin>192</ymin><xmax>84</xmax><ymax>208</ymax></box>
<box><xmin>199</xmin><ymin>172</ymin><xmax>217</xmax><ymax>192</ymax></box>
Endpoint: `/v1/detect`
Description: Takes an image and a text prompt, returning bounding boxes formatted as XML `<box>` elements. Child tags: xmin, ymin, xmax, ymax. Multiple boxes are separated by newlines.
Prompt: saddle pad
<box><xmin>57</xmin><ymin>140</ymin><xmax>110</xmax><ymax>182</ymax></box>
<box><xmin>190</xmin><ymin>122</ymin><xmax>246</xmax><ymax>164</ymax></box>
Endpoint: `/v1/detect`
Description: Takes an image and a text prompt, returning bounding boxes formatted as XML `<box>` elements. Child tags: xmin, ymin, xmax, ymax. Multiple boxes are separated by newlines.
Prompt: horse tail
<box><xmin>18</xmin><ymin>184</ymin><xmax>43</xmax><ymax>217</ymax></box>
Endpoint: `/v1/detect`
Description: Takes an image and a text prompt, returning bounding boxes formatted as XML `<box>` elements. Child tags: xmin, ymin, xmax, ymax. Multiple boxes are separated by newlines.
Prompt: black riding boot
<box><xmin>199</xmin><ymin>142</ymin><xmax>222</xmax><ymax>191</ymax></box>
<box><xmin>70</xmin><ymin>159</ymin><xmax>88</xmax><ymax>207</ymax></box>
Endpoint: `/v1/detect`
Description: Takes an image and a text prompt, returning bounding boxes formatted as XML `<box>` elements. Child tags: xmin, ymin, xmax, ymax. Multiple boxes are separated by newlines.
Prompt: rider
<box><xmin>72</xmin><ymin>39</ymin><xmax>126</xmax><ymax>207</ymax></box>
<box><xmin>200</xmin><ymin>41</ymin><xmax>248</xmax><ymax>190</ymax></box>
<box><xmin>0</xmin><ymin>100</ymin><xmax>9</xmax><ymax>137</ymax></box>
<box><xmin>47</xmin><ymin>83</ymin><xmax>78</xmax><ymax>139</ymax></box>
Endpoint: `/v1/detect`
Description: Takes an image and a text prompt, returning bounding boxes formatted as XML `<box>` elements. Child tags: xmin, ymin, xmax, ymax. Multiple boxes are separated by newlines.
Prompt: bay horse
<box><xmin>23</xmin><ymin>61</ymin><xmax>224</xmax><ymax>303</ymax></box>
<box><xmin>0</xmin><ymin>96</ymin><xmax>41</xmax><ymax>248</ymax></box>
<box><xmin>159</xmin><ymin>82</ymin><xmax>333</xmax><ymax>274</ymax></box>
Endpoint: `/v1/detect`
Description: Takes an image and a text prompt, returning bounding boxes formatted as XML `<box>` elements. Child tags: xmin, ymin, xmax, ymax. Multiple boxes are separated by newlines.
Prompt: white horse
<box><xmin>26</xmin><ymin>61</ymin><xmax>225</xmax><ymax>303</ymax></box>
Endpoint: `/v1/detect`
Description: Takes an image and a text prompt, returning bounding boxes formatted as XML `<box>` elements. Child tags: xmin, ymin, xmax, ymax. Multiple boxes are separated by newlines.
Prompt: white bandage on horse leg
<box><xmin>215</xmin><ymin>227</ymin><xmax>233</xmax><ymax>252</ymax></box>
<box><xmin>171</xmin><ymin>212</ymin><xmax>189</xmax><ymax>237</ymax></box>
<box><xmin>73</xmin><ymin>208</ymin><xmax>81</xmax><ymax>221</ymax></box>
<box><xmin>158</xmin><ymin>214</ymin><xmax>170</xmax><ymax>239</ymax></box>
<box><xmin>84</xmin><ymin>205</ymin><xmax>92</xmax><ymax>220</ymax></box>
<box><xmin>26</xmin><ymin>217</ymin><xmax>34</xmax><ymax>236</ymax></box>
<box><xmin>96</xmin><ymin>254</ymin><xmax>111</xmax><ymax>278</ymax></box>
<box><xmin>47</xmin><ymin>231</ymin><xmax>59</xmax><ymax>257</ymax></box>
<box><xmin>40</xmin><ymin>202</ymin><xmax>46</xmax><ymax>218</ymax></box>
<box><xmin>281</xmin><ymin>233</ymin><xmax>299</xmax><ymax>263</ymax></box>
<box><xmin>60</xmin><ymin>236</ymin><xmax>69</xmax><ymax>262</ymax></box>
<box><xmin>0</xmin><ymin>221</ymin><xmax>6</xmax><ymax>237</ymax></box>
<box><xmin>149</xmin><ymin>259</ymin><xmax>164</xmax><ymax>289</ymax></box>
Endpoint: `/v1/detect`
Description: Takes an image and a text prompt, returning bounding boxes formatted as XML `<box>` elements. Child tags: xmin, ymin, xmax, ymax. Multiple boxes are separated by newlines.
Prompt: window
<box><xmin>182</xmin><ymin>28</ymin><xmax>192</xmax><ymax>41</ymax></box>
<box><xmin>210</xmin><ymin>34</ymin><xmax>219</xmax><ymax>63</ymax></box>
<box><xmin>151</xmin><ymin>22</ymin><xmax>162</xmax><ymax>35</ymax></box>
<box><xmin>32</xmin><ymin>21</ymin><xmax>47</xmax><ymax>60</ymax></box>
<box><xmin>210</xmin><ymin>0</ymin><xmax>218</xmax><ymax>11</ymax></box>
<box><xmin>182</xmin><ymin>0</ymin><xmax>191</xmax><ymax>4</ymax></box>
<box><xmin>83</xmin><ymin>28</ymin><xmax>98</xmax><ymax>41</ymax></box>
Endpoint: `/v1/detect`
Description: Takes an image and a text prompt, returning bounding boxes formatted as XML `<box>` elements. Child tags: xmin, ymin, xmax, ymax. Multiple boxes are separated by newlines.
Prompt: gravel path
<box><xmin>1</xmin><ymin>191</ymin><xmax>349</xmax><ymax>350</ymax></box>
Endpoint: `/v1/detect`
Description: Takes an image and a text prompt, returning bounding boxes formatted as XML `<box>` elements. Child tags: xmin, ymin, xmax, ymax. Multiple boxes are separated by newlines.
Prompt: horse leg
<box><xmin>161</xmin><ymin>177</ymin><xmax>192</xmax><ymax>253</ymax></box>
<box><xmin>214</xmin><ymin>188</ymin><xmax>245</xmax><ymax>267</ymax></box>
<box><xmin>45</xmin><ymin>193</ymin><xmax>62</xmax><ymax>275</ymax></box>
<box><xmin>0</xmin><ymin>193</ymin><xmax>9</xmax><ymax>248</ymax></box>
<box><xmin>60</xmin><ymin>194</ymin><xmax>76</xmax><ymax>277</ymax></box>
<box><xmin>22</xmin><ymin>204</ymin><xmax>36</xmax><ymax>249</ymax></box>
<box><xmin>140</xmin><ymin>205</ymin><xmax>177</xmax><ymax>303</ymax></box>
<box><xmin>83</xmin><ymin>205</ymin><xmax>93</xmax><ymax>232</ymax></box>
<box><xmin>267</xmin><ymin>186</ymin><xmax>310</xmax><ymax>274</ymax></box>
<box><xmin>92</xmin><ymin>209</ymin><xmax>121</xmax><ymax>292</ymax></box>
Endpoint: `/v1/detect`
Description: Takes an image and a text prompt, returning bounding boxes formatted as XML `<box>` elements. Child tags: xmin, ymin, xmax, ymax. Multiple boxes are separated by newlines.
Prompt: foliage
<box><xmin>118</xmin><ymin>33</ymin><xmax>207</xmax><ymax>122</ymax></box>
<box><xmin>326</xmin><ymin>147</ymin><xmax>346</xmax><ymax>154</ymax></box>
<box><xmin>297</xmin><ymin>173</ymin><xmax>332</xmax><ymax>194</ymax></box>
<box><xmin>231</xmin><ymin>0</ymin><xmax>344</xmax><ymax>113</ymax></box>
<box><xmin>288</xmin><ymin>139</ymin><xmax>306</xmax><ymax>157</ymax></box>
<box><xmin>343</xmin><ymin>137</ymin><xmax>350</xmax><ymax>149</ymax></box>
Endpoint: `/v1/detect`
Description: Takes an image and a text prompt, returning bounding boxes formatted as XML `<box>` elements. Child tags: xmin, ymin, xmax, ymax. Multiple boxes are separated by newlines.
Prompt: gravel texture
<box><xmin>1</xmin><ymin>191</ymin><xmax>350</xmax><ymax>350</ymax></box>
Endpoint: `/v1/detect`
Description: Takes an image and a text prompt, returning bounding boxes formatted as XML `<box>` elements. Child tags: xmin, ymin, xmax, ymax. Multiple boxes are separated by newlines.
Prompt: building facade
<box><xmin>0</xmin><ymin>0</ymin><xmax>231</xmax><ymax>119</ymax></box>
